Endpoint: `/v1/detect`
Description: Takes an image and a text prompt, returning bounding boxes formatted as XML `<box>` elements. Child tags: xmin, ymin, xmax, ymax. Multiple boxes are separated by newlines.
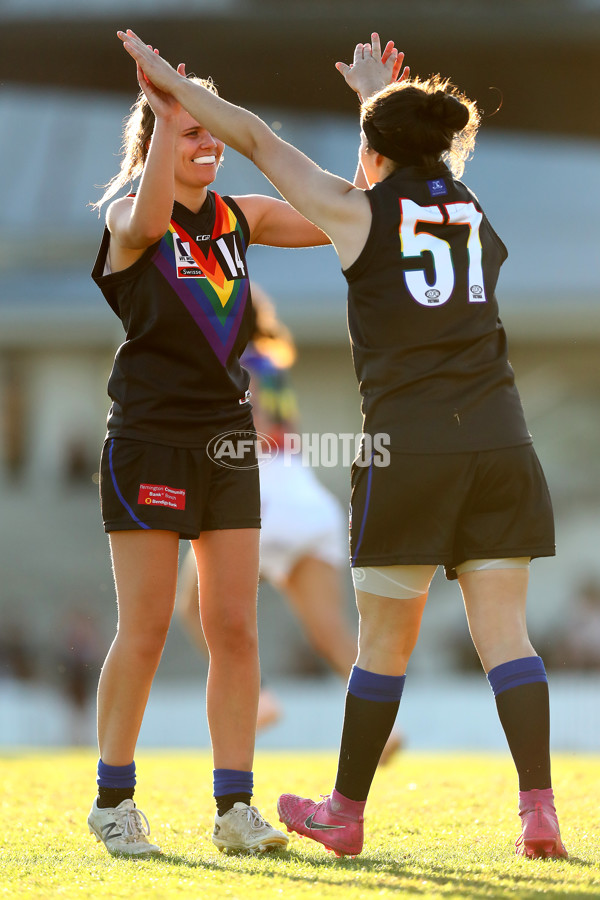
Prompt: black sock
<box><xmin>215</xmin><ymin>792</ymin><xmax>252</xmax><ymax>816</ymax></box>
<box><xmin>495</xmin><ymin>681</ymin><xmax>552</xmax><ymax>791</ymax></box>
<box><xmin>335</xmin><ymin>692</ymin><xmax>400</xmax><ymax>801</ymax></box>
<box><xmin>97</xmin><ymin>786</ymin><xmax>135</xmax><ymax>809</ymax></box>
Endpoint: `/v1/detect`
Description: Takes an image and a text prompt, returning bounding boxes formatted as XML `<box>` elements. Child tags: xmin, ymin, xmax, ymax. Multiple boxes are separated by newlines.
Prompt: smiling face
<box><xmin>173</xmin><ymin>109</ymin><xmax>225</xmax><ymax>207</ymax></box>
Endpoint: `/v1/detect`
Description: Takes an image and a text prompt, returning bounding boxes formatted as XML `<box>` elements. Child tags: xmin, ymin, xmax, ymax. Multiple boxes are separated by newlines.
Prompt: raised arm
<box><xmin>108</xmin><ymin>59</ymin><xmax>187</xmax><ymax>255</ymax></box>
<box><xmin>117</xmin><ymin>30</ymin><xmax>403</xmax><ymax>268</ymax></box>
<box><xmin>336</xmin><ymin>36</ymin><xmax>409</xmax><ymax>103</ymax></box>
<box><xmin>336</xmin><ymin>36</ymin><xmax>410</xmax><ymax>189</ymax></box>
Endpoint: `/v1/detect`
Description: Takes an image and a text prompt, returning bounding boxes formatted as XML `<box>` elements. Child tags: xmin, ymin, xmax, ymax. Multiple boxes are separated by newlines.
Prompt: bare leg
<box><xmin>193</xmin><ymin>528</ymin><xmax>260</xmax><ymax>771</ymax></box>
<box><xmin>355</xmin><ymin>589</ymin><xmax>429</xmax><ymax>675</ymax></box>
<box><xmin>330</xmin><ymin>585</ymin><xmax>430</xmax><ymax>803</ymax></box>
<box><xmin>97</xmin><ymin>530</ymin><xmax>180</xmax><ymax>765</ymax></box>
<box><xmin>176</xmin><ymin>545</ymin><xmax>209</xmax><ymax>655</ymax></box>
<box><xmin>177</xmin><ymin>544</ymin><xmax>280</xmax><ymax>732</ymax></box>
<box><xmin>460</xmin><ymin>567</ymin><xmax>557</xmax><ymax>802</ymax></box>
<box><xmin>283</xmin><ymin>557</ymin><xmax>415</xmax><ymax>760</ymax></box>
<box><xmin>459</xmin><ymin>568</ymin><xmax>535</xmax><ymax>671</ymax></box>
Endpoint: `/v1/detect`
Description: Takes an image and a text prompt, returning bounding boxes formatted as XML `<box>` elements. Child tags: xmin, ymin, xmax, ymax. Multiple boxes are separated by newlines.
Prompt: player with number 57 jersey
<box><xmin>346</xmin><ymin>166</ymin><xmax>530</xmax><ymax>452</ymax></box>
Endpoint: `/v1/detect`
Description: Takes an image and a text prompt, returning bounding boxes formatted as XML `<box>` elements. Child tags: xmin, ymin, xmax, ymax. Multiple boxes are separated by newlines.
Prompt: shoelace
<box><xmin>117</xmin><ymin>806</ymin><xmax>152</xmax><ymax>841</ymax></box>
<box><xmin>245</xmin><ymin>806</ymin><xmax>273</xmax><ymax>831</ymax></box>
<box><xmin>515</xmin><ymin>833</ymin><xmax>525</xmax><ymax>851</ymax></box>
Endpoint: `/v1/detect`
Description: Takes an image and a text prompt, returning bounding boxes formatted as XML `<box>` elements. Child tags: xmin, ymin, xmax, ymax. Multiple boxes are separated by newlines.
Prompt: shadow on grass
<box><xmin>127</xmin><ymin>845</ymin><xmax>597</xmax><ymax>899</ymax></box>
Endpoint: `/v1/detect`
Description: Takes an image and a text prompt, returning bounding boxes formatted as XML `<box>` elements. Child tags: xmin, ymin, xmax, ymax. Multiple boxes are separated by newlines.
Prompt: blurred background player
<box><xmin>176</xmin><ymin>284</ymin><xmax>402</xmax><ymax>763</ymax></box>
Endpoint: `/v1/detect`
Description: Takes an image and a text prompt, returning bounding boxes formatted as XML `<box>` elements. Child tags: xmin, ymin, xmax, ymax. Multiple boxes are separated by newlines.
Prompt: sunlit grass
<box><xmin>0</xmin><ymin>750</ymin><xmax>598</xmax><ymax>898</ymax></box>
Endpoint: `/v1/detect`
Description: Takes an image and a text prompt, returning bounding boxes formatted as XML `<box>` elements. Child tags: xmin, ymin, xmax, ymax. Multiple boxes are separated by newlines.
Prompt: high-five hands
<box><xmin>118</xmin><ymin>30</ymin><xmax>183</xmax><ymax>95</ymax></box>
<box><xmin>118</xmin><ymin>27</ymin><xmax>408</xmax><ymax>110</ymax></box>
<box><xmin>335</xmin><ymin>33</ymin><xmax>409</xmax><ymax>101</ymax></box>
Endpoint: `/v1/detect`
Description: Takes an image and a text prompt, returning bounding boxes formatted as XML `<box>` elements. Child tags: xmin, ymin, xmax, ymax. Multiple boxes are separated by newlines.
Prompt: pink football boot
<box><xmin>277</xmin><ymin>792</ymin><xmax>364</xmax><ymax>857</ymax></box>
<box><xmin>515</xmin><ymin>788</ymin><xmax>568</xmax><ymax>859</ymax></box>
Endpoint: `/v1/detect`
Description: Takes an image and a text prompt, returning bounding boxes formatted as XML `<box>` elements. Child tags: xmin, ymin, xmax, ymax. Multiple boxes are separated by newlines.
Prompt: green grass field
<box><xmin>1</xmin><ymin>750</ymin><xmax>598</xmax><ymax>899</ymax></box>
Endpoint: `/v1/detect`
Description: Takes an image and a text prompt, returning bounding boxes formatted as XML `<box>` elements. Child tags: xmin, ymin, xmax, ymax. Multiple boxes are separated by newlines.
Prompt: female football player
<box><xmin>87</xmin><ymin>59</ymin><xmax>330</xmax><ymax>856</ymax></box>
<box><xmin>118</xmin><ymin>30</ymin><xmax>566</xmax><ymax>861</ymax></box>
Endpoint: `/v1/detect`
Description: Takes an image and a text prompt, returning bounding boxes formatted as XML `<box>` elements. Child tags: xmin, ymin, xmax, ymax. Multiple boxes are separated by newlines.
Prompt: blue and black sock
<box><xmin>487</xmin><ymin>655</ymin><xmax>551</xmax><ymax>791</ymax></box>
<box><xmin>213</xmin><ymin>768</ymin><xmax>253</xmax><ymax>816</ymax></box>
<box><xmin>335</xmin><ymin>665</ymin><xmax>406</xmax><ymax>802</ymax></box>
<box><xmin>96</xmin><ymin>759</ymin><xmax>136</xmax><ymax>809</ymax></box>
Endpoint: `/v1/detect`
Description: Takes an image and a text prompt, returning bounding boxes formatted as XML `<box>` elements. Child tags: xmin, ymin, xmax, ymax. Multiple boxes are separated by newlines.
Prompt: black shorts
<box><xmin>349</xmin><ymin>443</ymin><xmax>555</xmax><ymax>579</ymax></box>
<box><xmin>100</xmin><ymin>435</ymin><xmax>260</xmax><ymax>539</ymax></box>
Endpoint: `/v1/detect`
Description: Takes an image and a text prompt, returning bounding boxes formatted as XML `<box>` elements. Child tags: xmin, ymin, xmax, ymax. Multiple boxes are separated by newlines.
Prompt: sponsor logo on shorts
<box><xmin>138</xmin><ymin>483</ymin><xmax>186</xmax><ymax>509</ymax></box>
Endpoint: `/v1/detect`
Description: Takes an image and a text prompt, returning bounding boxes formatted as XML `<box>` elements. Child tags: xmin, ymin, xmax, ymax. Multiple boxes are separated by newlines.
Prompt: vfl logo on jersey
<box><xmin>174</xmin><ymin>236</ymin><xmax>205</xmax><ymax>278</ymax></box>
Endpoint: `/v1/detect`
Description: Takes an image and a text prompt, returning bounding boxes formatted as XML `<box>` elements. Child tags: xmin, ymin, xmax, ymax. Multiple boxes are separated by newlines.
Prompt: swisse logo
<box><xmin>206</xmin><ymin>430</ymin><xmax>278</xmax><ymax>469</ymax></box>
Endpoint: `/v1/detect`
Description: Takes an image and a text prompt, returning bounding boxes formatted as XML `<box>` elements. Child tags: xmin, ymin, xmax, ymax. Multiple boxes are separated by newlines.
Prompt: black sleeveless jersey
<box><xmin>343</xmin><ymin>164</ymin><xmax>531</xmax><ymax>452</ymax></box>
<box><xmin>92</xmin><ymin>192</ymin><xmax>254</xmax><ymax>445</ymax></box>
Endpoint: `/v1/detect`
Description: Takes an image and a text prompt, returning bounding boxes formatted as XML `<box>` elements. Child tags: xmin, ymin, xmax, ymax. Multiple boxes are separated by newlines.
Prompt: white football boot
<box><xmin>212</xmin><ymin>802</ymin><xmax>289</xmax><ymax>853</ymax></box>
<box><xmin>88</xmin><ymin>798</ymin><xmax>161</xmax><ymax>855</ymax></box>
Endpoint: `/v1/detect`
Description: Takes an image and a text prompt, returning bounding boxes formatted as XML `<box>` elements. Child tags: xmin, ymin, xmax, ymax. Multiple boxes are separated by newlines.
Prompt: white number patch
<box><xmin>215</xmin><ymin>233</ymin><xmax>246</xmax><ymax>280</ymax></box>
<box><xmin>399</xmin><ymin>199</ymin><xmax>487</xmax><ymax>307</ymax></box>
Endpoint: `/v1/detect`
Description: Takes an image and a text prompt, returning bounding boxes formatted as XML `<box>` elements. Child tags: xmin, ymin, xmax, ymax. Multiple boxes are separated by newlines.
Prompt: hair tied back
<box><xmin>428</xmin><ymin>91</ymin><xmax>470</xmax><ymax>131</ymax></box>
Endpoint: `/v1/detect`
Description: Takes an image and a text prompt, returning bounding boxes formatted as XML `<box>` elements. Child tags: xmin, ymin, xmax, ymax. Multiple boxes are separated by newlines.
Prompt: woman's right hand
<box><xmin>335</xmin><ymin>33</ymin><xmax>409</xmax><ymax>101</ymax></box>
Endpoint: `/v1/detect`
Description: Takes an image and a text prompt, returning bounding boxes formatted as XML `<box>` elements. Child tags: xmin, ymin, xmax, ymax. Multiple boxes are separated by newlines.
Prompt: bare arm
<box><xmin>234</xmin><ymin>195</ymin><xmax>330</xmax><ymax>248</ymax></box>
<box><xmin>118</xmin><ymin>31</ymin><xmax>406</xmax><ymax>268</ymax></box>
<box><xmin>107</xmin><ymin>59</ymin><xmax>187</xmax><ymax>270</ymax></box>
<box><xmin>117</xmin><ymin>32</ymin><xmax>381</xmax><ymax>267</ymax></box>
<box><xmin>340</xmin><ymin>37</ymin><xmax>409</xmax><ymax>191</ymax></box>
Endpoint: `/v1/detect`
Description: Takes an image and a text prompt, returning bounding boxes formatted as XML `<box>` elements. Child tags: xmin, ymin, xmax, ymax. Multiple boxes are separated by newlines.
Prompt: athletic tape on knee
<box><xmin>487</xmin><ymin>656</ymin><xmax>547</xmax><ymax>697</ymax></box>
<box><xmin>455</xmin><ymin>557</ymin><xmax>530</xmax><ymax>576</ymax></box>
<box><xmin>97</xmin><ymin>759</ymin><xmax>136</xmax><ymax>789</ymax></box>
<box><xmin>348</xmin><ymin>664</ymin><xmax>406</xmax><ymax>702</ymax></box>
<box><xmin>213</xmin><ymin>768</ymin><xmax>254</xmax><ymax>798</ymax></box>
<box><xmin>352</xmin><ymin>564</ymin><xmax>436</xmax><ymax>599</ymax></box>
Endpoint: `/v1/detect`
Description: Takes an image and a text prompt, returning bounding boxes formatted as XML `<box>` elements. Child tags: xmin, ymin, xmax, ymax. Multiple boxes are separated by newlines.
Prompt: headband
<box><xmin>362</xmin><ymin>119</ymin><xmax>416</xmax><ymax>167</ymax></box>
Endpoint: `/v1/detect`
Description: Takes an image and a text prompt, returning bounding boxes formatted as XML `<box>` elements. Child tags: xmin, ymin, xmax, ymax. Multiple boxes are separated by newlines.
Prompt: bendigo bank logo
<box><xmin>207</xmin><ymin>430</ymin><xmax>279</xmax><ymax>469</ymax></box>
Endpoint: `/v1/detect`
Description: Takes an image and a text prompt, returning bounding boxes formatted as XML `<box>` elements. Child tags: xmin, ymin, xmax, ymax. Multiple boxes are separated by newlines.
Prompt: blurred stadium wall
<box><xmin>0</xmin><ymin>1</ymin><xmax>599</xmax><ymax>694</ymax></box>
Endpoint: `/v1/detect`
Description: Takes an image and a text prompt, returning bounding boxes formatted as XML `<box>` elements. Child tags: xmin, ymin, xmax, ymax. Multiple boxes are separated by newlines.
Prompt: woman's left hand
<box><xmin>135</xmin><ymin>49</ymin><xmax>187</xmax><ymax>122</ymax></box>
<box><xmin>335</xmin><ymin>33</ymin><xmax>409</xmax><ymax>101</ymax></box>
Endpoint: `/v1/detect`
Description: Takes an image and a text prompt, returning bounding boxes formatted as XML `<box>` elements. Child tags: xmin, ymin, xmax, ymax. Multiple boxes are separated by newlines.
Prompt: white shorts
<box><xmin>259</xmin><ymin>456</ymin><xmax>348</xmax><ymax>584</ymax></box>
